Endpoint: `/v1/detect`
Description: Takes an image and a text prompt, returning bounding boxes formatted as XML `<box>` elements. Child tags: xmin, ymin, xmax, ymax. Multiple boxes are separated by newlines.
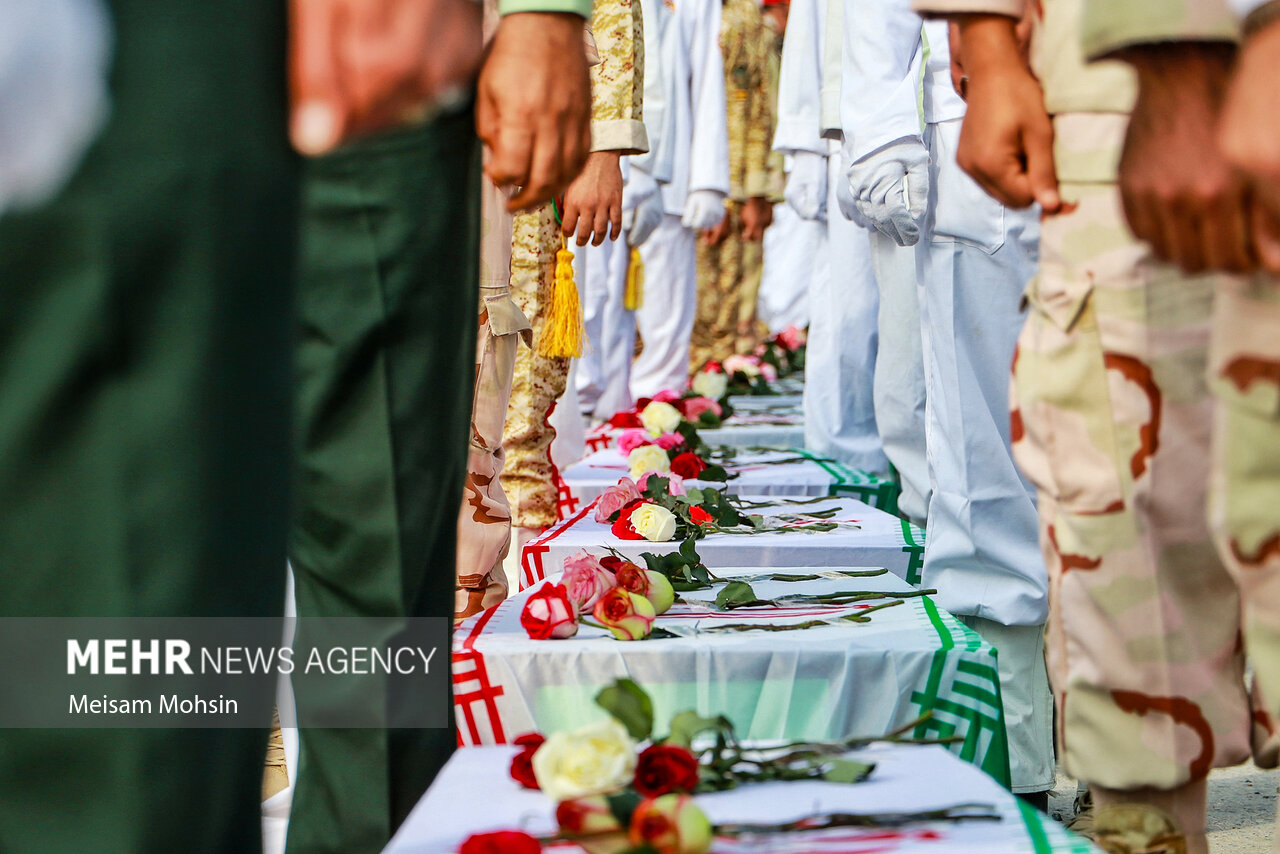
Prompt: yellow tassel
<box><xmin>538</xmin><ymin>235</ymin><xmax>584</xmax><ymax>358</ymax></box>
<box><xmin>624</xmin><ymin>246</ymin><xmax>645</xmax><ymax>311</ymax></box>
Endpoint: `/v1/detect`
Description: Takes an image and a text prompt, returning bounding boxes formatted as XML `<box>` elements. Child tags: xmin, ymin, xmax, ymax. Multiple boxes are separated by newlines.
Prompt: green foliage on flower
<box><xmin>596</xmin><ymin>678</ymin><xmax>655</xmax><ymax>742</ymax></box>
<box><xmin>628</xmin><ymin>539</ymin><xmax>718</xmax><ymax>592</ymax></box>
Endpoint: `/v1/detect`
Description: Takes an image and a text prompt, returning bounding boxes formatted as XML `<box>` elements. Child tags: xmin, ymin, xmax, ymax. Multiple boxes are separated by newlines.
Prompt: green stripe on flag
<box><xmin>900</xmin><ymin>520</ymin><xmax>924</xmax><ymax>585</ymax></box>
<box><xmin>1016</xmin><ymin>799</ymin><xmax>1054</xmax><ymax>854</ymax></box>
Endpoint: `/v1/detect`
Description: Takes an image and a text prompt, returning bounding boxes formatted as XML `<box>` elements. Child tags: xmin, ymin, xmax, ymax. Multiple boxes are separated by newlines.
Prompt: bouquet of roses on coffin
<box><xmin>459</xmin><ymin>679</ymin><xmax>993</xmax><ymax>854</ymax></box>
<box><xmin>756</xmin><ymin>325</ymin><xmax>807</xmax><ymax>377</ymax></box>
<box><xmin>608</xmin><ymin>385</ymin><xmax>735</xmax><ymax>432</ymax></box>
<box><xmin>696</xmin><ymin>355</ymin><xmax>779</xmax><ymax>397</ymax></box>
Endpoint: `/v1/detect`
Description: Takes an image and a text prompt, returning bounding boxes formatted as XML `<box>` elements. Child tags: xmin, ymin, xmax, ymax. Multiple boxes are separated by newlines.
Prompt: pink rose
<box><xmin>654</xmin><ymin>432</ymin><xmax>684</xmax><ymax>450</ymax></box>
<box><xmin>778</xmin><ymin>326</ymin><xmax>806</xmax><ymax>350</ymax></box>
<box><xmin>617</xmin><ymin>429</ymin><xmax>656</xmax><ymax>455</ymax></box>
<box><xmin>680</xmin><ymin>396</ymin><xmax>721</xmax><ymax>421</ymax></box>
<box><xmin>637</xmin><ymin>470</ymin><xmax>685</xmax><ymax>497</ymax></box>
<box><xmin>561</xmin><ymin>551</ymin><xmax>617</xmax><ymax>613</ymax></box>
<box><xmin>760</xmin><ymin>363</ymin><xmax>778</xmax><ymax>383</ymax></box>
<box><xmin>521</xmin><ymin>584</ymin><xmax>579</xmax><ymax>640</ymax></box>
<box><xmin>652</xmin><ymin>389</ymin><xmax>682</xmax><ymax>404</ymax></box>
<box><xmin>594</xmin><ymin>477</ymin><xmax>643</xmax><ymax>522</ymax></box>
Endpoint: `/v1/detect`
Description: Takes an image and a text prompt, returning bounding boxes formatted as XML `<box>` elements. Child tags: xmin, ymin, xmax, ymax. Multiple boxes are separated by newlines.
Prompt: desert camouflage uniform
<box><xmin>914</xmin><ymin>0</ymin><xmax>1261</xmax><ymax>793</ymax></box>
<box><xmin>501</xmin><ymin>0</ymin><xmax>648</xmax><ymax>535</ymax></box>
<box><xmin>1079</xmin><ymin>0</ymin><xmax>1280</xmax><ymax>776</ymax></box>
<box><xmin>691</xmin><ymin>0</ymin><xmax>778</xmax><ymax>371</ymax></box>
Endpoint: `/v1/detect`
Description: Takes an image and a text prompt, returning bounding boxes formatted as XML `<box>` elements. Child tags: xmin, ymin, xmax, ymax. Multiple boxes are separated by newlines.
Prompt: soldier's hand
<box><xmin>1118</xmin><ymin>44</ymin><xmax>1254</xmax><ymax>274</ymax></box>
<box><xmin>741</xmin><ymin>197</ymin><xmax>772</xmax><ymax>242</ymax></box>
<box><xmin>701</xmin><ymin>214</ymin><xmax>731</xmax><ymax>247</ymax></box>
<box><xmin>952</xmin><ymin>15</ymin><xmax>1060</xmax><ymax>213</ymax></box>
<box><xmin>289</xmin><ymin>0</ymin><xmax>483</xmax><ymax>155</ymax></box>
<box><xmin>562</xmin><ymin>152</ymin><xmax>624</xmax><ymax>246</ymax></box>
<box><xmin>478</xmin><ymin>12</ymin><xmax>593</xmax><ymax>212</ymax></box>
<box><xmin>1219</xmin><ymin>18</ymin><xmax>1280</xmax><ymax>273</ymax></box>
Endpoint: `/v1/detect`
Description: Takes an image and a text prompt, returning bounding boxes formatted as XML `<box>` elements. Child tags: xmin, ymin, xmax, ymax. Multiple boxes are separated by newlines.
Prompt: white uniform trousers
<box><xmin>576</xmin><ymin>235</ymin><xmax>637</xmax><ymax>420</ymax></box>
<box><xmin>918</xmin><ymin>117</ymin><xmax>1052</xmax><ymax>792</ymax></box>
<box><xmin>803</xmin><ymin>155</ymin><xmax>888</xmax><ymax>474</ymax></box>
<box><xmin>758</xmin><ymin>202</ymin><xmax>817</xmax><ymax>333</ymax></box>
<box><xmin>868</xmin><ymin>228</ymin><xmax>930</xmax><ymax>524</ymax></box>
<box><xmin>633</xmin><ymin>213</ymin><xmax>697</xmax><ymax>398</ymax></box>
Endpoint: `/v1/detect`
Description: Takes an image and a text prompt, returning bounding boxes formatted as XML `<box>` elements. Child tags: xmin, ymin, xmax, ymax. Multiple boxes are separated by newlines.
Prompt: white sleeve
<box><xmin>839</xmin><ymin>0</ymin><xmax>925</xmax><ymax>163</ymax></box>
<box><xmin>1231</xmin><ymin>0</ymin><xmax>1271</xmax><ymax>18</ymax></box>
<box><xmin>773</xmin><ymin>0</ymin><xmax>827</xmax><ymax>155</ymax></box>
<box><xmin>685</xmin><ymin>0</ymin><xmax>730</xmax><ymax>196</ymax></box>
<box><xmin>631</xmin><ymin>0</ymin><xmax>675</xmax><ymax>183</ymax></box>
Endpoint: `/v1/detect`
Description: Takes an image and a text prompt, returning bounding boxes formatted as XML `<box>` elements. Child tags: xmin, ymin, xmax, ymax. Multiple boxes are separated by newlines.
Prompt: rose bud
<box><xmin>640</xmin><ymin>401</ymin><xmax>683</xmax><ymax>436</ymax></box>
<box><xmin>600</xmin><ymin>555</ymin><xmax>641</xmax><ymax>575</ymax></box>
<box><xmin>688</xmin><ymin>506</ymin><xmax>714</xmax><ymax>527</ymax></box>
<box><xmin>669</xmin><ymin>452</ymin><xmax>707</xmax><ymax>480</ymax></box>
<box><xmin>690</xmin><ymin>370</ymin><xmax>728</xmax><ymax>401</ymax></box>
<box><xmin>459</xmin><ymin>830</ymin><xmax>542</xmax><ymax>854</ymax></box>
<box><xmin>651</xmin><ymin>389</ymin><xmax>682</xmax><ymax>404</ymax></box>
<box><xmin>555</xmin><ymin>795</ymin><xmax>624</xmax><ymax>836</ymax></box>
<box><xmin>680</xmin><ymin>396</ymin><xmax>722</xmax><ymax>422</ymax></box>
<box><xmin>654</xmin><ymin>432</ymin><xmax>685</xmax><ymax>451</ymax></box>
<box><xmin>509</xmin><ymin>732</ymin><xmax>546</xmax><ymax>789</ymax></box>
<box><xmin>644</xmin><ymin>571</ymin><xmax>675</xmax><ymax>614</ymax></box>
<box><xmin>520</xmin><ymin>583</ymin><xmax>579</xmax><ymax>640</ymax></box>
<box><xmin>628</xmin><ymin>794</ymin><xmax>713</xmax><ymax>854</ymax></box>
<box><xmin>532</xmin><ymin>719</ymin><xmax>638</xmax><ymax>802</ymax></box>
<box><xmin>614</xmin><ymin>563</ymin><xmax>651</xmax><ymax>598</ymax></box>
<box><xmin>634</xmin><ymin>744</ymin><xmax>700</xmax><ymax>798</ymax></box>
<box><xmin>595</xmin><ymin>477</ymin><xmax>643</xmax><ymax>523</ymax></box>
<box><xmin>611</xmin><ymin>500</ymin><xmax>647</xmax><ymax>541</ymax></box>
<box><xmin>592</xmin><ymin>588</ymin><xmax>656</xmax><ymax>641</ymax></box>
<box><xmin>561</xmin><ymin>550</ymin><xmax>617</xmax><ymax>613</ymax></box>
<box><xmin>616</xmin><ymin>428</ymin><xmax>656</xmax><ymax>456</ymax></box>
<box><xmin>608</xmin><ymin>410</ymin><xmax>643</xmax><ymax>429</ymax></box>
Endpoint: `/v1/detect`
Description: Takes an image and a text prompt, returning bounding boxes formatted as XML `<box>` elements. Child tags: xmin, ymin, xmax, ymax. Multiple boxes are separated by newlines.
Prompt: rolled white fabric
<box><xmin>0</xmin><ymin>0</ymin><xmax>112</xmax><ymax>215</ymax></box>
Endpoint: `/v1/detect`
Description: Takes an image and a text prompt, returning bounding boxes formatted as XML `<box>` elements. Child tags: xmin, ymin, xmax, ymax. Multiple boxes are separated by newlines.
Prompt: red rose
<box><xmin>555</xmin><ymin>795</ymin><xmax>623</xmax><ymax>835</ymax></box>
<box><xmin>520</xmin><ymin>584</ymin><xmax>579</xmax><ymax>640</ymax></box>
<box><xmin>615</xmin><ymin>563</ymin><xmax>651</xmax><ymax>597</ymax></box>
<box><xmin>509</xmin><ymin>732</ymin><xmax>545</xmax><ymax>789</ymax></box>
<box><xmin>608</xmin><ymin>411</ymin><xmax>643</xmax><ymax>429</ymax></box>
<box><xmin>634</xmin><ymin>745</ymin><xmax>701</xmax><ymax>797</ymax></box>
<box><xmin>600</xmin><ymin>555</ymin><xmax>641</xmax><ymax>574</ymax></box>
<box><xmin>688</xmin><ymin>506</ymin><xmax>714</xmax><ymax>526</ymax></box>
<box><xmin>669</xmin><ymin>452</ymin><xmax>708</xmax><ymax>480</ymax></box>
<box><xmin>459</xmin><ymin>830</ymin><xmax>541</xmax><ymax>854</ymax></box>
<box><xmin>610</xmin><ymin>500</ymin><xmax>646</xmax><ymax>540</ymax></box>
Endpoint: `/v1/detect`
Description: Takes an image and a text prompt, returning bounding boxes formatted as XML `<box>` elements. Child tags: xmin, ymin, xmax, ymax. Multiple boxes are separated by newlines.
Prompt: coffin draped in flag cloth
<box><xmin>525</xmin><ymin>495</ymin><xmax>924</xmax><ymax>590</ymax></box>
<box><xmin>384</xmin><ymin>743</ymin><xmax>1097</xmax><ymax>853</ymax></box>
<box><xmin>452</xmin><ymin>567</ymin><xmax>1011</xmax><ymax>786</ymax></box>
<box><xmin>557</xmin><ymin>447</ymin><xmax>901</xmax><ymax>520</ymax></box>
<box><xmin>586</xmin><ymin>412</ymin><xmax>808</xmax><ymax>455</ymax></box>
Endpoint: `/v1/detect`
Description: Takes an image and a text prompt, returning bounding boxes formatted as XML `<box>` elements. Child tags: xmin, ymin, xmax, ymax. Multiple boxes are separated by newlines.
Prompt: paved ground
<box><xmin>1047</xmin><ymin>763</ymin><xmax>1279</xmax><ymax>852</ymax></box>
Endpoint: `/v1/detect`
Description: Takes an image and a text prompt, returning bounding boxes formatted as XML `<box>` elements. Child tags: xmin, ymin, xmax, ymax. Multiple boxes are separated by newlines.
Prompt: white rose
<box><xmin>531</xmin><ymin>718</ymin><xmax>638</xmax><ymax>802</ymax></box>
<box><xmin>628</xmin><ymin>444</ymin><xmax>671</xmax><ymax>479</ymax></box>
<box><xmin>630</xmin><ymin>503</ymin><xmax>678</xmax><ymax>542</ymax></box>
<box><xmin>691</xmin><ymin>371</ymin><xmax>728</xmax><ymax>401</ymax></box>
<box><xmin>640</xmin><ymin>401</ymin><xmax>683</xmax><ymax>436</ymax></box>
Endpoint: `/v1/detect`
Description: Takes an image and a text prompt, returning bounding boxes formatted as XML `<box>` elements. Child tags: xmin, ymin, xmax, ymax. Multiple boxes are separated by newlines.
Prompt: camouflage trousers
<box><xmin>691</xmin><ymin>202</ymin><xmax>762</xmax><ymax>372</ymax></box>
<box><xmin>502</xmin><ymin>202</ymin><xmax>572</xmax><ymax>531</ymax></box>
<box><xmin>1012</xmin><ymin>178</ymin><xmax>1256</xmax><ymax>791</ymax></box>
<box><xmin>455</xmin><ymin>179</ymin><xmax>530</xmax><ymax>619</ymax></box>
<box><xmin>1209</xmin><ymin>272</ymin><xmax>1280</xmax><ymax>770</ymax></box>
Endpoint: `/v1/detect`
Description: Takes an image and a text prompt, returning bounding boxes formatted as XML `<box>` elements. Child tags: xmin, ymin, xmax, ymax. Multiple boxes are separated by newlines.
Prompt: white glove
<box><xmin>846</xmin><ymin>138</ymin><xmax>930</xmax><ymax>247</ymax></box>
<box><xmin>681</xmin><ymin>189</ymin><xmax>728</xmax><ymax>231</ymax></box>
<box><xmin>783</xmin><ymin>150</ymin><xmax>828</xmax><ymax>220</ymax></box>
<box><xmin>628</xmin><ymin>189</ymin><xmax>665</xmax><ymax>247</ymax></box>
<box><xmin>621</xmin><ymin>166</ymin><xmax>663</xmax><ymax>247</ymax></box>
<box><xmin>0</xmin><ymin>0</ymin><xmax>111</xmax><ymax>215</ymax></box>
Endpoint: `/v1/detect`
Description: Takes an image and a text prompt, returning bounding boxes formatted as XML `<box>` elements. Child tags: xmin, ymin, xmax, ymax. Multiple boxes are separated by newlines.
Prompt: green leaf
<box><xmin>678</xmin><ymin>536</ymin><xmax>701</xmax><ymax>563</ymax></box>
<box><xmin>605</xmin><ymin>790</ymin><xmax>643</xmax><ymax>827</ymax></box>
<box><xmin>595</xmin><ymin>679</ymin><xmax>654</xmax><ymax>741</ymax></box>
<box><xmin>646</xmin><ymin>627</ymin><xmax>680</xmax><ymax>639</ymax></box>
<box><xmin>665</xmin><ymin>710</ymin><xmax>733</xmax><ymax>749</ymax></box>
<box><xmin>821</xmin><ymin>759</ymin><xmax>877</xmax><ymax>784</ymax></box>
<box><xmin>714</xmin><ymin>581</ymin><xmax>759</xmax><ymax>610</ymax></box>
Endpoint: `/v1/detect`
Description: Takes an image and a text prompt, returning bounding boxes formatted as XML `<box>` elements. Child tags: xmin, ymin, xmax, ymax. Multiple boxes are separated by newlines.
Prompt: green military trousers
<box><xmin>287</xmin><ymin>109</ymin><xmax>480</xmax><ymax>854</ymax></box>
<box><xmin>0</xmin><ymin>2</ymin><xmax>297</xmax><ymax>852</ymax></box>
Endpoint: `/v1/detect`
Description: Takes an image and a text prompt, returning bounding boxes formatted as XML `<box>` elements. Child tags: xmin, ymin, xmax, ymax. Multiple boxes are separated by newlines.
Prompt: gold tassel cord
<box><xmin>538</xmin><ymin>234</ymin><xmax>585</xmax><ymax>358</ymax></box>
<box><xmin>624</xmin><ymin>246</ymin><xmax>645</xmax><ymax>311</ymax></box>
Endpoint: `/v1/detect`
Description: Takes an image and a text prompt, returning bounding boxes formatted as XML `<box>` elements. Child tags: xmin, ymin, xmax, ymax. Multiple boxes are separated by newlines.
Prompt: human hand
<box><xmin>700</xmin><ymin>213</ymin><xmax>731</xmax><ymax>246</ymax></box>
<box><xmin>562</xmin><ymin>152</ymin><xmax>624</xmax><ymax>245</ymax></box>
<box><xmin>477</xmin><ymin>12</ymin><xmax>592</xmax><ymax>211</ymax></box>
<box><xmin>1219</xmin><ymin>18</ymin><xmax>1280</xmax><ymax>272</ymax></box>
<box><xmin>740</xmin><ymin>197</ymin><xmax>773</xmax><ymax>241</ymax></box>
<box><xmin>952</xmin><ymin>14</ymin><xmax>1060</xmax><ymax>212</ymax></box>
<box><xmin>289</xmin><ymin>0</ymin><xmax>483</xmax><ymax>155</ymax></box>
<box><xmin>1118</xmin><ymin>43</ymin><xmax>1253</xmax><ymax>273</ymax></box>
<box><xmin>783</xmin><ymin>150</ymin><xmax>828</xmax><ymax>220</ymax></box>
<box><xmin>846</xmin><ymin>138</ymin><xmax>930</xmax><ymax>246</ymax></box>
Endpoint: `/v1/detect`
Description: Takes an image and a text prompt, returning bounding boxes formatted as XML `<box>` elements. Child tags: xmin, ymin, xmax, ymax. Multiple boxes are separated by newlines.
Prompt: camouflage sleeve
<box><xmin>1081</xmin><ymin>0</ymin><xmax>1239</xmax><ymax>60</ymax></box>
<box><xmin>911</xmin><ymin>0</ymin><xmax>1023</xmax><ymax>18</ymax></box>
<box><xmin>588</xmin><ymin>0</ymin><xmax>650</xmax><ymax>154</ymax></box>
<box><xmin>742</xmin><ymin>25</ymin><xmax>775</xmax><ymax>198</ymax></box>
